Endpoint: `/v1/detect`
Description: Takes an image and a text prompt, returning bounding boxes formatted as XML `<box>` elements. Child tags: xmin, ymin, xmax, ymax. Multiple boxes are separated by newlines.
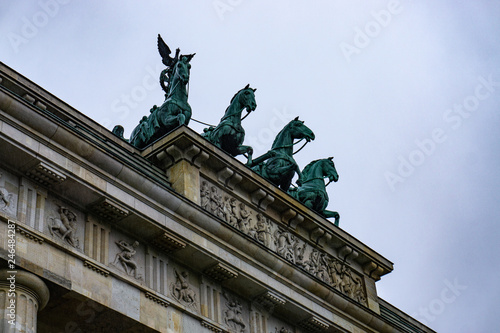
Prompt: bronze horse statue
<box><xmin>129</xmin><ymin>35</ymin><xmax>195</xmax><ymax>148</ymax></box>
<box><xmin>202</xmin><ymin>84</ymin><xmax>257</xmax><ymax>164</ymax></box>
<box><xmin>288</xmin><ymin>157</ymin><xmax>340</xmax><ymax>226</ymax></box>
<box><xmin>250</xmin><ymin>117</ymin><xmax>315</xmax><ymax>190</ymax></box>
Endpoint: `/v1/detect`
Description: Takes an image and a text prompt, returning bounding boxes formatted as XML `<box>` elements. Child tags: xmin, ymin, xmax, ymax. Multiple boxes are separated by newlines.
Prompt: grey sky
<box><xmin>2</xmin><ymin>1</ymin><xmax>500</xmax><ymax>331</ymax></box>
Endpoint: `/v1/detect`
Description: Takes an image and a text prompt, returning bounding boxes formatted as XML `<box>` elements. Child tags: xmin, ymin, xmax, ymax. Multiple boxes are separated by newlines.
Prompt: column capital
<box><xmin>0</xmin><ymin>269</ymin><xmax>50</xmax><ymax>310</ymax></box>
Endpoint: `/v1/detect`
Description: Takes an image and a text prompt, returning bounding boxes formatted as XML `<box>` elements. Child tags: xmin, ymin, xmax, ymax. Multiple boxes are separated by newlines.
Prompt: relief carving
<box><xmin>0</xmin><ymin>173</ymin><xmax>16</xmax><ymax>216</ymax></box>
<box><xmin>0</xmin><ymin>187</ymin><xmax>14</xmax><ymax>215</ymax></box>
<box><xmin>328</xmin><ymin>259</ymin><xmax>366</xmax><ymax>304</ymax></box>
<box><xmin>47</xmin><ymin>206</ymin><xmax>80</xmax><ymax>248</ymax></box>
<box><xmin>111</xmin><ymin>240</ymin><xmax>143</xmax><ymax>280</ymax></box>
<box><xmin>223</xmin><ymin>292</ymin><xmax>246</xmax><ymax>333</ymax></box>
<box><xmin>201</xmin><ymin>180</ymin><xmax>210</xmax><ymax>210</ymax></box>
<box><xmin>253</xmin><ymin>213</ymin><xmax>273</xmax><ymax>248</ymax></box>
<box><xmin>200</xmin><ymin>180</ymin><xmax>367</xmax><ymax>305</ymax></box>
<box><xmin>274</xmin><ymin>328</ymin><xmax>292</xmax><ymax>333</ymax></box>
<box><xmin>170</xmin><ymin>269</ymin><xmax>198</xmax><ymax>310</ymax></box>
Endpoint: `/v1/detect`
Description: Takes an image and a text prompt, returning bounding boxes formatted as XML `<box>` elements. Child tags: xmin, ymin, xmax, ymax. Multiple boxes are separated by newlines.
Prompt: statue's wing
<box><xmin>157</xmin><ymin>34</ymin><xmax>173</xmax><ymax>67</ymax></box>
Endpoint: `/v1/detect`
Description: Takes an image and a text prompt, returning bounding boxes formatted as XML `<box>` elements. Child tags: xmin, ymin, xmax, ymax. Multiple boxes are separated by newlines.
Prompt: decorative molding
<box><xmin>280</xmin><ymin>208</ymin><xmax>303</xmax><ymax>229</ymax></box>
<box><xmin>217</xmin><ymin>167</ymin><xmax>242</xmax><ymax>189</ymax></box>
<box><xmin>35</xmin><ymin>101</ymin><xmax>47</xmax><ymax>110</ymax></box>
<box><xmin>89</xmin><ymin>197</ymin><xmax>129</xmax><ymax>222</ymax></box>
<box><xmin>254</xmin><ymin>291</ymin><xmax>286</xmax><ymax>310</ymax></box>
<box><xmin>25</xmin><ymin>162</ymin><xmax>66</xmax><ymax>187</ymax></box>
<box><xmin>152</xmin><ymin>231</ymin><xmax>187</xmax><ymax>253</ymax></box>
<box><xmin>15</xmin><ymin>224</ymin><xmax>44</xmax><ymax>244</ymax></box>
<box><xmin>204</xmin><ymin>263</ymin><xmax>238</xmax><ymax>282</ymax></box>
<box><xmin>22</xmin><ymin>93</ymin><xmax>35</xmax><ymax>104</ymax></box>
<box><xmin>186</xmin><ymin>145</ymin><xmax>210</xmax><ymax>168</ymax></box>
<box><xmin>338</xmin><ymin>245</ymin><xmax>358</xmax><ymax>261</ymax></box>
<box><xmin>201</xmin><ymin>320</ymin><xmax>225</xmax><ymax>333</ymax></box>
<box><xmin>363</xmin><ymin>262</ymin><xmax>384</xmax><ymax>281</ymax></box>
<box><xmin>299</xmin><ymin>316</ymin><xmax>330</xmax><ymax>332</ymax></box>
<box><xmin>145</xmin><ymin>291</ymin><xmax>170</xmax><ymax>308</ymax></box>
<box><xmin>83</xmin><ymin>260</ymin><xmax>110</xmax><ymax>277</ymax></box>
<box><xmin>251</xmin><ymin>189</ymin><xmax>274</xmax><ymax>210</ymax></box>
<box><xmin>156</xmin><ymin>143</ymin><xmax>209</xmax><ymax>169</ymax></box>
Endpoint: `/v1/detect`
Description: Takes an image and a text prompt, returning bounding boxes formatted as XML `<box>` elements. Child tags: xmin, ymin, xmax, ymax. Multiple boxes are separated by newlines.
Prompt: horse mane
<box><xmin>222</xmin><ymin>86</ymin><xmax>252</xmax><ymax>118</ymax></box>
<box><xmin>301</xmin><ymin>159</ymin><xmax>322</xmax><ymax>179</ymax></box>
<box><xmin>229</xmin><ymin>86</ymin><xmax>250</xmax><ymax>105</ymax></box>
<box><xmin>272</xmin><ymin>118</ymin><xmax>296</xmax><ymax>147</ymax></box>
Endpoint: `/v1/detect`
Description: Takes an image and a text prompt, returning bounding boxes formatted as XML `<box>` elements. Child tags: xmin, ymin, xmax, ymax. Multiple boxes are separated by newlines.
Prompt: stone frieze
<box><xmin>200</xmin><ymin>179</ymin><xmax>367</xmax><ymax>305</ymax></box>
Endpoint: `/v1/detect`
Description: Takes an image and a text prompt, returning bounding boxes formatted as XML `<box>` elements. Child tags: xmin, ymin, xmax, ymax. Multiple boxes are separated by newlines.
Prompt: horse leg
<box><xmin>323</xmin><ymin>210</ymin><xmax>340</xmax><ymax>226</ymax></box>
<box><xmin>48</xmin><ymin>220</ymin><xmax>56</xmax><ymax>237</ymax></box>
<box><xmin>177</xmin><ymin>113</ymin><xmax>186</xmax><ymax>126</ymax></box>
<box><xmin>238</xmin><ymin>145</ymin><xmax>253</xmax><ymax>166</ymax></box>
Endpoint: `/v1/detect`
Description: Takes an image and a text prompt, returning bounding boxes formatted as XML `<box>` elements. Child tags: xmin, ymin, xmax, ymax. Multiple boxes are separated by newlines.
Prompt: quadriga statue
<box><xmin>128</xmin><ymin>34</ymin><xmax>195</xmax><ymax>148</ymax></box>
<box><xmin>288</xmin><ymin>157</ymin><xmax>340</xmax><ymax>226</ymax></box>
<box><xmin>249</xmin><ymin>117</ymin><xmax>315</xmax><ymax>190</ymax></box>
<box><xmin>202</xmin><ymin>84</ymin><xmax>257</xmax><ymax>165</ymax></box>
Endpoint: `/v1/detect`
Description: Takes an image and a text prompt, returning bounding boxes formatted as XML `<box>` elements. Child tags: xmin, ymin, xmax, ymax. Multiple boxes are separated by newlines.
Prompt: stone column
<box><xmin>0</xmin><ymin>269</ymin><xmax>50</xmax><ymax>333</ymax></box>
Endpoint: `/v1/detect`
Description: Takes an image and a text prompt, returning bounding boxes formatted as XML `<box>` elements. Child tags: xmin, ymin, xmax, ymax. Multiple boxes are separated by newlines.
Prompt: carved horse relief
<box><xmin>223</xmin><ymin>292</ymin><xmax>246</xmax><ymax>333</ymax></box>
<box><xmin>0</xmin><ymin>187</ymin><xmax>14</xmax><ymax>215</ymax></box>
<box><xmin>47</xmin><ymin>205</ymin><xmax>79</xmax><ymax>248</ymax></box>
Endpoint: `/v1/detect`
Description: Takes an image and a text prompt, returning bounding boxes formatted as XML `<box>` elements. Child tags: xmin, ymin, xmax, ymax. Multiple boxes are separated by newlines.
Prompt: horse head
<box><xmin>171</xmin><ymin>55</ymin><xmax>193</xmax><ymax>85</ymax></box>
<box><xmin>283</xmin><ymin>116</ymin><xmax>315</xmax><ymax>143</ymax></box>
<box><xmin>236</xmin><ymin>84</ymin><xmax>257</xmax><ymax>112</ymax></box>
<box><xmin>323</xmin><ymin>157</ymin><xmax>339</xmax><ymax>183</ymax></box>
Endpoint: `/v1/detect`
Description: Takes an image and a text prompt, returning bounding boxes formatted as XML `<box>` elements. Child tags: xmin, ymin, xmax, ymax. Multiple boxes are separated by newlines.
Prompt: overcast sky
<box><xmin>2</xmin><ymin>1</ymin><xmax>500</xmax><ymax>332</ymax></box>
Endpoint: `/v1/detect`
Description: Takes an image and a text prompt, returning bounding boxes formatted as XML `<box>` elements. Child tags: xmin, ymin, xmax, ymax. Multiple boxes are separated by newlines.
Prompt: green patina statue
<box><xmin>202</xmin><ymin>84</ymin><xmax>257</xmax><ymax>164</ymax></box>
<box><xmin>112</xmin><ymin>125</ymin><xmax>128</xmax><ymax>142</ymax></box>
<box><xmin>288</xmin><ymin>157</ymin><xmax>340</xmax><ymax>226</ymax></box>
<box><xmin>128</xmin><ymin>34</ymin><xmax>195</xmax><ymax>148</ymax></box>
<box><xmin>249</xmin><ymin>117</ymin><xmax>315</xmax><ymax>190</ymax></box>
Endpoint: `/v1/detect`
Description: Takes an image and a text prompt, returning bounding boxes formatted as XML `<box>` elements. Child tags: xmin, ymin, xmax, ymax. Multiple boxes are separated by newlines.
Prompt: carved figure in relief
<box><xmin>302</xmin><ymin>249</ymin><xmax>319</xmax><ymax>274</ymax></box>
<box><xmin>237</xmin><ymin>203</ymin><xmax>252</xmax><ymax>234</ymax></box>
<box><xmin>275</xmin><ymin>231</ymin><xmax>296</xmax><ymax>263</ymax></box>
<box><xmin>47</xmin><ymin>206</ymin><xmax>79</xmax><ymax>248</ymax></box>
<box><xmin>316</xmin><ymin>253</ymin><xmax>331</xmax><ymax>284</ymax></box>
<box><xmin>274</xmin><ymin>327</ymin><xmax>291</xmax><ymax>333</ymax></box>
<box><xmin>294</xmin><ymin>241</ymin><xmax>306</xmax><ymax>267</ymax></box>
<box><xmin>0</xmin><ymin>186</ymin><xmax>14</xmax><ymax>215</ymax></box>
<box><xmin>171</xmin><ymin>269</ymin><xmax>197</xmax><ymax>309</ymax></box>
<box><xmin>111</xmin><ymin>240</ymin><xmax>142</xmax><ymax>280</ymax></box>
<box><xmin>201</xmin><ymin>181</ymin><xmax>210</xmax><ymax>210</ymax></box>
<box><xmin>327</xmin><ymin>258</ymin><xmax>366</xmax><ymax>303</ymax></box>
<box><xmin>210</xmin><ymin>186</ymin><xmax>225</xmax><ymax>218</ymax></box>
<box><xmin>223</xmin><ymin>292</ymin><xmax>246</xmax><ymax>332</ymax></box>
<box><xmin>351</xmin><ymin>275</ymin><xmax>367</xmax><ymax>304</ymax></box>
<box><xmin>254</xmin><ymin>213</ymin><xmax>272</xmax><ymax>248</ymax></box>
<box><xmin>224</xmin><ymin>197</ymin><xmax>239</xmax><ymax>227</ymax></box>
